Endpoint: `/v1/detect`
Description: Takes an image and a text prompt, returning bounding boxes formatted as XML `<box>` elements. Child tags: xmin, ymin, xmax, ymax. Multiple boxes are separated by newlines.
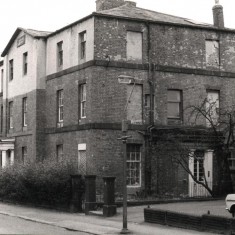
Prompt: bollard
<box><xmin>70</xmin><ymin>174</ymin><xmax>84</xmax><ymax>212</ymax></box>
<box><xmin>103</xmin><ymin>176</ymin><xmax>117</xmax><ymax>217</ymax></box>
<box><xmin>85</xmin><ymin>175</ymin><xmax>97</xmax><ymax>215</ymax></box>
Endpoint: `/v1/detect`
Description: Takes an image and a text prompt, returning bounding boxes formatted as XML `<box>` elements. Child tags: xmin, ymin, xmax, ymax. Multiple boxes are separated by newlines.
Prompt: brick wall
<box><xmin>45</xmin><ymin>128</ymin><xmax>145</xmax><ymax>194</ymax></box>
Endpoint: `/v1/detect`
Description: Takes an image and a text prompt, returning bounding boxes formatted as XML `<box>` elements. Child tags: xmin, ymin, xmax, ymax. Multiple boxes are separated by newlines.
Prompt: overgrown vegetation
<box><xmin>0</xmin><ymin>160</ymin><xmax>79</xmax><ymax>207</ymax></box>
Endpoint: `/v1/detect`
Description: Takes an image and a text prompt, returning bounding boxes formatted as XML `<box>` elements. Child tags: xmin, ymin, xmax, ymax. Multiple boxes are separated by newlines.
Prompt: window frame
<box><xmin>126</xmin><ymin>144</ymin><xmax>142</xmax><ymax>187</ymax></box>
<box><xmin>79</xmin><ymin>31</ymin><xmax>86</xmax><ymax>60</ymax></box>
<box><xmin>1</xmin><ymin>69</ymin><xmax>3</xmax><ymax>93</ymax></box>
<box><xmin>80</xmin><ymin>84</ymin><xmax>86</xmax><ymax>119</ymax></box>
<box><xmin>9</xmin><ymin>59</ymin><xmax>14</xmax><ymax>81</ymax></box>
<box><xmin>8</xmin><ymin>101</ymin><xmax>13</xmax><ymax>130</ymax></box>
<box><xmin>57</xmin><ymin>89</ymin><xmax>64</xmax><ymax>125</ymax></box>
<box><xmin>22</xmin><ymin>146</ymin><xmax>27</xmax><ymax>164</ymax></box>
<box><xmin>23</xmin><ymin>52</ymin><xmax>28</xmax><ymax>75</ymax></box>
<box><xmin>22</xmin><ymin>97</ymin><xmax>27</xmax><ymax>127</ymax></box>
<box><xmin>167</xmin><ymin>89</ymin><xmax>183</xmax><ymax>120</ymax></box>
<box><xmin>206</xmin><ymin>90</ymin><xmax>220</xmax><ymax>127</ymax></box>
<box><xmin>57</xmin><ymin>41</ymin><xmax>63</xmax><ymax>68</ymax></box>
<box><xmin>56</xmin><ymin>144</ymin><xmax>63</xmax><ymax>162</ymax></box>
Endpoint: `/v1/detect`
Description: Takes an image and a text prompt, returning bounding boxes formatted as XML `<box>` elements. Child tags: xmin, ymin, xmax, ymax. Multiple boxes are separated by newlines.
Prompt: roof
<box><xmin>1</xmin><ymin>27</ymin><xmax>51</xmax><ymax>57</ymax></box>
<box><xmin>96</xmin><ymin>4</ymin><xmax>213</xmax><ymax>27</ymax></box>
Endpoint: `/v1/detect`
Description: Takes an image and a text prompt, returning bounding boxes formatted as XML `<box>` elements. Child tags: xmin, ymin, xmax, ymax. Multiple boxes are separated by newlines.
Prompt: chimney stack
<box><xmin>124</xmin><ymin>1</ymin><xmax>137</xmax><ymax>7</ymax></box>
<box><xmin>213</xmin><ymin>0</ymin><xmax>224</xmax><ymax>28</ymax></box>
<box><xmin>96</xmin><ymin>0</ymin><xmax>125</xmax><ymax>11</ymax></box>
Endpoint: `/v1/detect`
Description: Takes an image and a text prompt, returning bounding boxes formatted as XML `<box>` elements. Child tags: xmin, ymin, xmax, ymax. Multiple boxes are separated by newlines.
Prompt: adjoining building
<box><xmin>1</xmin><ymin>0</ymin><xmax>235</xmax><ymax>197</ymax></box>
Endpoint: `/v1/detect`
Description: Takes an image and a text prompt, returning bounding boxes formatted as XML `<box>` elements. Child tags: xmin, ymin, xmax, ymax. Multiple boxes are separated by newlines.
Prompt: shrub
<box><xmin>0</xmin><ymin>159</ymin><xmax>81</xmax><ymax>207</ymax></box>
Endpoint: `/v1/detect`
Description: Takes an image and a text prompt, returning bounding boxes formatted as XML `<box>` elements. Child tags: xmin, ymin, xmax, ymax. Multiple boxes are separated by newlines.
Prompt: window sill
<box><xmin>127</xmin><ymin>185</ymin><xmax>141</xmax><ymax>188</ymax></box>
<box><xmin>57</xmin><ymin>122</ymin><xmax>64</xmax><ymax>128</ymax></box>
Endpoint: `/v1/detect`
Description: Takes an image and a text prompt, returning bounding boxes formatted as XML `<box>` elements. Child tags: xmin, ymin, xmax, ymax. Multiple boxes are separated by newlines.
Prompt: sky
<box><xmin>1</xmin><ymin>0</ymin><xmax>235</xmax><ymax>56</ymax></box>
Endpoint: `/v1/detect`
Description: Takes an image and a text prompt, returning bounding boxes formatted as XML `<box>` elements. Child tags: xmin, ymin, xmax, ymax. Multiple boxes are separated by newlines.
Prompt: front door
<box><xmin>189</xmin><ymin>150</ymin><xmax>213</xmax><ymax>197</ymax></box>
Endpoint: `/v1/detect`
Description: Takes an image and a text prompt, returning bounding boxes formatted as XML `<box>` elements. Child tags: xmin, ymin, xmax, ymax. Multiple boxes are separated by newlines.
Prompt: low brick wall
<box><xmin>144</xmin><ymin>208</ymin><xmax>235</xmax><ymax>233</ymax></box>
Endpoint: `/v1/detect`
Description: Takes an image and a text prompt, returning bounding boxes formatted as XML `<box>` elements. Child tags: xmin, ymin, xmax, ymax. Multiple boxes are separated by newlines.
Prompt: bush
<box><xmin>0</xmin><ymin>159</ymin><xmax>81</xmax><ymax>207</ymax></box>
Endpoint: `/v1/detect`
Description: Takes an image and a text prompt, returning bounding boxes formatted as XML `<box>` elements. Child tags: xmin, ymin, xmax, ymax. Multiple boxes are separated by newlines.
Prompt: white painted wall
<box><xmin>3</xmin><ymin>31</ymin><xmax>47</xmax><ymax>99</ymax></box>
<box><xmin>46</xmin><ymin>17</ymin><xmax>94</xmax><ymax>75</ymax></box>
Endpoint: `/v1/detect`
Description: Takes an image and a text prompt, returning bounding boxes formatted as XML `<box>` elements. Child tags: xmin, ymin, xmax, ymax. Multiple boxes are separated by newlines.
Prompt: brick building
<box><xmin>0</xmin><ymin>0</ymin><xmax>235</xmax><ymax>197</ymax></box>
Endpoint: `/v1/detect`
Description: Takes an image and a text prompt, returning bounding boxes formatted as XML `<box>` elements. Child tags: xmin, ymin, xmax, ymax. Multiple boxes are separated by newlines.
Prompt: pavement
<box><xmin>0</xmin><ymin>200</ymin><xmax>221</xmax><ymax>235</ymax></box>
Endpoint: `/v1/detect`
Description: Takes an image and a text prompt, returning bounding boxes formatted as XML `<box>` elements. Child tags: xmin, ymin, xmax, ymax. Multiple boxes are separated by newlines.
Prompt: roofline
<box><xmin>93</xmin><ymin>12</ymin><xmax>235</xmax><ymax>33</ymax></box>
<box><xmin>1</xmin><ymin>27</ymin><xmax>49</xmax><ymax>57</ymax></box>
<box><xmin>47</xmin><ymin>13</ymin><xmax>95</xmax><ymax>38</ymax></box>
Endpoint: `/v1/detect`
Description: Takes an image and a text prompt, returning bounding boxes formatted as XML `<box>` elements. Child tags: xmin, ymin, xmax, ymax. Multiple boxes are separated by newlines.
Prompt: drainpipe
<box><xmin>146</xmin><ymin>22</ymin><xmax>155</xmax><ymax>194</ymax></box>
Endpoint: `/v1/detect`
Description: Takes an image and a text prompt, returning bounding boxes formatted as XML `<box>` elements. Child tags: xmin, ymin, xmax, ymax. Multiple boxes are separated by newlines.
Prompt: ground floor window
<box><xmin>126</xmin><ymin>144</ymin><xmax>141</xmax><ymax>187</ymax></box>
<box><xmin>228</xmin><ymin>150</ymin><xmax>235</xmax><ymax>170</ymax></box>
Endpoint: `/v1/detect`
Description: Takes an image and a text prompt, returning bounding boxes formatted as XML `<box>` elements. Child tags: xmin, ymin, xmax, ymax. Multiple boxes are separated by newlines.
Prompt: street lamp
<box><xmin>117</xmin><ymin>75</ymin><xmax>141</xmax><ymax>234</ymax></box>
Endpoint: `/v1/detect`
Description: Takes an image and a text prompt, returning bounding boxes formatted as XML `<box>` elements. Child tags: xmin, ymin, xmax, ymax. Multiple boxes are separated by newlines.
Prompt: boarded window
<box><xmin>126</xmin><ymin>84</ymin><xmax>142</xmax><ymax>124</ymax></box>
<box><xmin>78</xmin><ymin>144</ymin><xmax>86</xmax><ymax>175</ymax></box>
<box><xmin>206</xmin><ymin>40</ymin><xmax>219</xmax><ymax>67</ymax></box>
<box><xmin>127</xmin><ymin>31</ymin><xmax>142</xmax><ymax>61</ymax></box>
<box><xmin>206</xmin><ymin>90</ymin><xmax>219</xmax><ymax>127</ymax></box>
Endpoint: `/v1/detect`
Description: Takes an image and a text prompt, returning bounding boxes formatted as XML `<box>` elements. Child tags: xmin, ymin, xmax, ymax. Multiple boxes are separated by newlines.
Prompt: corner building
<box><xmin>1</xmin><ymin>0</ymin><xmax>235</xmax><ymax>197</ymax></box>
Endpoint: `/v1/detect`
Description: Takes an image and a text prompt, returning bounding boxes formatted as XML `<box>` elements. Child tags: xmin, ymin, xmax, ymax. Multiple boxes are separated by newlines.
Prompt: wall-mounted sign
<box><xmin>17</xmin><ymin>35</ymin><xmax>26</xmax><ymax>48</ymax></box>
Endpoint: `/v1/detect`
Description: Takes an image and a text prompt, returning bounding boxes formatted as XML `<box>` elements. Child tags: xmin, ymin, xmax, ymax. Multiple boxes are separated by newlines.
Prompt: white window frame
<box><xmin>167</xmin><ymin>90</ymin><xmax>182</xmax><ymax>120</ymax></box>
<box><xmin>57</xmin><ymin>90</ymin><xmax>64</xmax><ymax>124</ymax></box>
<box><xmin>80</xmin><ymin>84</ymin><xmax>86</xmax><ymax>118</ymax></box>
<box><xmin>126</xmin><ymin>144</ymin><xmax>141</xmax><ymax>187</ymax></box>
<box><xmin>9</xmin><ymin>59</ymin><xmax>13</xmax><ymax>81</ymax></box>
<box><xmin>57</xmin><ymin>41</ymin><xmax>63</xmax><ymax>68</ymax></box>
<box><xmin>22</xmin><ymin>97</ymin><xmax>27</xmax><ymax>127</ymax></box>
<box><xmin>23</xmin><ymin>52</ymin><xmax>28</xmax><ymax>75</ymax></box>
<box><xmin>9</xmin><ymin>101</ymin><xmax>13</xmax><ymax>130</ymax></box>
<box><xmin>79</xmin><ymin>31</ymin><xmax>86</xmax><ymax>60</ymax></box>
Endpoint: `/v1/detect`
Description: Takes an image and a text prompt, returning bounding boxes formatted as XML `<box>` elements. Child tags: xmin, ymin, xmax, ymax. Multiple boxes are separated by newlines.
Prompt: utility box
<box><xmin>85</xmin><ymin>175</ymin><xmax>97</xmax><ymax>215</ymax></box>
<box><xmin>70</xmin><ymin>174</ymin><xmax>84</xmax><ymax>212</ymax></box>
<box><xmin>103</xmin><ymin>176</ymin><xmax>117</xmax><ymax>217</ymax></box>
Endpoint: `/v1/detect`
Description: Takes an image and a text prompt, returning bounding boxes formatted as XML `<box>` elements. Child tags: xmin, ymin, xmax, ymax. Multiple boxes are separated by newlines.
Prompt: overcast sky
<box><xmin>1</xmin><ymin>0</ymin><xmax>235</xmax><ymax>56</ymax></box>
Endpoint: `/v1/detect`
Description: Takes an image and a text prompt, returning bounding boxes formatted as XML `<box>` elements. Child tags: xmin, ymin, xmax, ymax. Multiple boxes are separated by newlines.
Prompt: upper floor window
<box><xmin>1</xmin><ymin>69</ymin><xmax>3</xmax><ymax>93</ymax></box>
<box><xmin>80</xmin><ymin>84</ymin><xmax>86</xmax><ymax>118</ymax></box>
<box><xmin>57</xmin><ymin>90</ymin><xmax>64</xmax><ymax>126</ymax></box>
<box><xmin>206</xmin><ymin>40</ymin><xmax>219</xmax><ymax>68</ymax></box>
<box><xmin>23</xmin><ymin>52</ymin><xmax>28</xmax><ymax>75</ymax></box>
<box><xmin>127</xmin><ymin>31</ymin><xmax>142</xmax><ymax>62</ymax></box>
<box><xmin>127</xmin><ymin>144</ymin><xmax>141</xmax><ymax>187</ymax></box>
<box><xmin>57</xmin><ymin>41</ymin><xmax>63</xmax><ymax>68</ymax></box>
<box><xmin>8</xmin><ymin>101</ymin><xmax>13</xmax><ymax>130</ymax></box>
<box><xmin>0</xmin><ymin>105</ymin><xmax>3</xmax><ymax>133</ymax></box>
<box><xmin>9</xmin><ymin>59</ymin><xmax>14</xmax><ymax>81</ymax></box>
<box><xmin>79</xmin><ymin>31</ymin><xmax>86</xmax><ymax>60</ymax></box>
<box><xmin>206</xmin><ymin>90</ymin><xmax>219</xmax><ymax>127</ymax></box>
<box><xmin>22</xmin><ymin>97</ymin><xmax>27</xmax><ymax>127</ymax></box>
<box><xmin>167</xmin><ymin>90</ymin><xmax>183</xmax><ymax>120</ymax></box>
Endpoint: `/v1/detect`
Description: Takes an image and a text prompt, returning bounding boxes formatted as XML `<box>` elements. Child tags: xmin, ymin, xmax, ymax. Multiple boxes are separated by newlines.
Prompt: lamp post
<box><xmin>117</xmin><ymin>75</ymin><xmax>140</xmax><ymax>234</ymax></box>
